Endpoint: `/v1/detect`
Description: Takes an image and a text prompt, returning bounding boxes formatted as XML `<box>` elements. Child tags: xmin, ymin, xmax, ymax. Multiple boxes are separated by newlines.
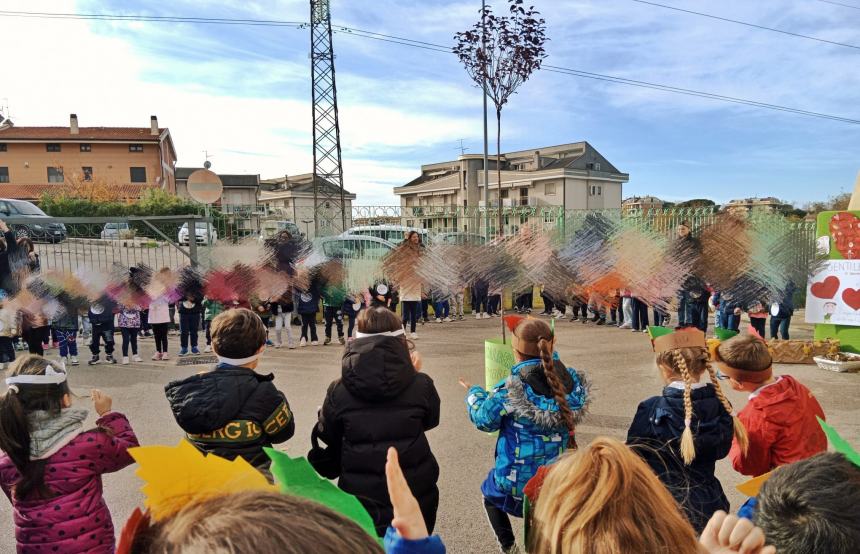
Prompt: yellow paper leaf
<box><xmin>129</xmin><ymin>440</ymin><xmax>277</xmax><ymax>521</ymax></box>
<box><xmin>736</xmin><ymin>470</ymin><xmax>773</xmax><ymax>497</ymax></box>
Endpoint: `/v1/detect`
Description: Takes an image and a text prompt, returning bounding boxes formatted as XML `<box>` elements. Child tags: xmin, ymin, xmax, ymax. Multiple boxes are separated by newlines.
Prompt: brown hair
<box><xmin>135</xmin><ymin>490</ymin><xmax>383</xmax><ymax>554</ymax></box>
<box><xmin>716</xmin><ymin>334</ymin><xmax>772</xmax><ymax>372</ymax></box>
<box><xmin>210</xmin><ymin>308</ymin><xmax>267</xmax><ymax>360</ymax></box>
<box><xmin>515</xmin><ymin>319</ymin><xmax>576</xmax><ymax>448</ymax></box>
<box><xmin>356</xmin><ymin>306</ymin><xmax>412</xmax><ymax>352</ymax></box>
<box><xmin>529</xmin><ymin>437</ymin><xmax>700</xmax><ymax>554</ymax></box>
<box><xmin>0</xmin><ymin>355</ymin><xmax>70</xmax><ymax>500</ymax></box>
<box><xmin>16</xmin><ymin>237</ymin><xmax>34</xmax><ymax>253</ymax></box>
<box><xmin>656</xmin><ymin>346</ymin><xmax>748</xmax><ymax>464</ymax></box>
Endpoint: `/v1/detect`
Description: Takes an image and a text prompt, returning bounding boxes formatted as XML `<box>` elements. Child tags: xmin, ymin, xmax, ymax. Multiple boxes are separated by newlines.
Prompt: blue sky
<box><xmin>2</xmin><ymin>0</ymin><xmax>859</xmax><ymax>205</ymax></box>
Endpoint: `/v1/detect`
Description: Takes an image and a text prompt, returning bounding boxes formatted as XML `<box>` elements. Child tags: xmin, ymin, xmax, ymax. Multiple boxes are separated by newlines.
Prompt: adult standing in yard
<box><xmin>674</xmin><ymin>221</ymin><xmax>708</xmax><ymax>331</ymax></box>
<box><xmin>770</xmin><ymin>281</ymin><xmax>796</xmax><ymax>340</ymax></box>
<box><xmin>0</xmin><ymin>219</ymin><xmax>20</xmax><ymax>296</ymax></box>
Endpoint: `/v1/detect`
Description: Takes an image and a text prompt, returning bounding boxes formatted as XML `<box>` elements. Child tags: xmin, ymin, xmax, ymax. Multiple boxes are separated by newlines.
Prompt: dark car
<box><xmin>0</xmin><ymin>198</ymin><xmax>67</xmax><ymax>243</ymax></box>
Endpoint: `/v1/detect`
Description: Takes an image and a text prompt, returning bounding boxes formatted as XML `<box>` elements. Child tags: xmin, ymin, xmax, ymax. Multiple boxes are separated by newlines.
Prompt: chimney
<box><xmin>533</xmin><ymin>150</ymin><xmax>541</xmax><ymax>170</ymax></box>
<box><xmin>70</xmin><ymin>113</ymin><xmax>79</xmax><ymax>134</ymax></box>
<box><xmin>150</xmin><ymin>115</ymin><xmax>158</xmax><ymax>135</ymax></box>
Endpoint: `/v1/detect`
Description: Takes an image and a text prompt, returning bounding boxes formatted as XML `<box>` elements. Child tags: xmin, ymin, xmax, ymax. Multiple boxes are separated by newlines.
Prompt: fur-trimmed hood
<box><xmin>504</xmin><ymin>355</ymin><xmax>590</xmax><ymax>431</ymax></box>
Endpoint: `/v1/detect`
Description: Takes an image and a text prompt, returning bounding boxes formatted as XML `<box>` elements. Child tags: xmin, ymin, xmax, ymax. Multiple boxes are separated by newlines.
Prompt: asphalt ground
<box><xmin>0</xmin><ymin>313</ymin><xmax>857</xmax><ymax>553</ymax></box>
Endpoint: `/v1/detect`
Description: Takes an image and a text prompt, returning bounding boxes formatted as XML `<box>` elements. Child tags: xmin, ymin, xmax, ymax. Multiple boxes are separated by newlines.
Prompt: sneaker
<box><xmin>475</xmin><ymin>313</ymin><xmax>481</xmax><ymax>319</ymax></box>
<box><xmin>324</xmin><ymin>337</ymin><xmax>332</xmax><ymax>346</ymax></box>
<box><xmin>571</xmin><ymin>316</ymin><xmax>579</xmax><ymax>321</ymax></box>
<box><xmin>275</xmin><ymin>343</ymin><xmax>282</xmax><ymax>349</ymax></box>
<box><xmin>458</xmin><ymin>315</ymin><xmax>464</xmax><ymax>321</ymax></box>
<box><xmin>435</xmin><ymin>318</ymin><xmax>442</xmax><ymax>323</ymax></box>
<box><xmin>288</xmin><ymin>341</ymin><xmax>296</xmax><ymax>349</ymax></box>
<box><xmin>152</xmin><ymin>352</ymin><xmax>162</xmax><ymax>361</ymax></box>
<box><xmin>178</xmin><ymin>348</ymin><xmax>189</xmax><ymax>357</ymax></box>
<box><xmin>338</xmin><ymin>337</ymin><xmax>345</xmax><ymax>345</ymax></box>
<box><xmin>88</xmin><ymin>355</ymin><xmax>100</xmax><ymax>366</ymax></box>
<box><xmin>444</xmin><ymin>317</ymin><xmax>452</xmax><ymax>322</ymax></box>
<box><xmin>410</xmin><ymin>332</ymin><xmax>418</xmax><ymax>340</ymax></box>
<box><xmin>106</xmin><ymin>355</ymin><xmax>117</xmax><ymax>364</ymax></box>
<box><xmin>122</xmin><ymin>356</ymin><xmax>130</xmax><ymax>365</ymax></box>
<box><xmin>597</xmin><ymin>319</ymin><xmax>606</xmax><ymax>326</ymax></box>
<box><xmin>538</xmin><ymin>311</ymin><xmax>550</xmax><ymax>316</ymax></box>
<box><xmin>161</xmin><ymin>353</ymin><xmax>170</xmax><ymax>361</ymax></box>
<box><xmin>204</xmin><ymin>345</ymin><xmax>212</xmax><ymax>353</ymax></box>
<box><xmin>265</xmin><ymin>340</ymin><xmax>274</xmax><ymax>346</ymax></box>
<box><xmin>632</xmin><ymin>328</ymin><xmax>640</xmax><ymax>333</ymax></box>
<box><xmin>311</xmin><ymin>340</ymin><xmax>320</xmax><ymax>346</ymax></box>
<box><xmin>300</xmin><ymin>338</ymin><xmax>307</xmax><ymax>348</ymax></box>
<box><xmin>191</xmin><ymin>347</ymin><xmax>200</xmax><ymax>355</ymax></box>
<box><xmin>133</xmin><ymin>354</ymin><xmax>142</xmax><ymax>362</ymax></box>
<box><xmin>70</xmin><ymin>356</ymin><xmax>79</xmax><ymax>366</ymax></box>
<box><xmin>481</xmin><ymin>313</ymin><xmax>488</xmax><ymax>319</ymax></box>
<box><xmin>581</xmin><ymin>318</ymin><xmax>588</xmax><ymax>324</ymax></box>
<box><xmin>642</xmin><ymin>329</ymin><xmax>649</xmax><ymax>333</ymax></box>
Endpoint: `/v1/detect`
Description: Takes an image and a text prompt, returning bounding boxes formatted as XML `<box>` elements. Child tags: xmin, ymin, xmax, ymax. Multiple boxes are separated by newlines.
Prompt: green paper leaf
<box><xmin>264</xmin><ymin>448</ymin><xmax>380</xmax><ymax>543</ymax></box>
<box><xmin>817</xmin><ymin>417</ymin><xmax>860</xmax><ymax>468</ymax></box>
<box><xmin>715</xmin><ymin>328</ymin><xmax>740</xmax><ymax>341</ymax></box>
<box><xmin>647</xmin><ymin>326</ymin><xmax>673</xmax><ymax>339</ymax></box>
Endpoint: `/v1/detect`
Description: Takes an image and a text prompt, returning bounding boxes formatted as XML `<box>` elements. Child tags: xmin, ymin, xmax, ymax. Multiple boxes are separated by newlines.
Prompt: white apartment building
<box><xmin>257</xmin><ymin>173</ymin><xmax>356</xmax><ymax>239</ymax></box>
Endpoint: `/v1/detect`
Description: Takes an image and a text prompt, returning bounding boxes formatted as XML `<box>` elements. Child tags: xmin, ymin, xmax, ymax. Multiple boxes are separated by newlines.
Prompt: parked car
<box><xmin>432</xmin><ymin>232</ymin><xmax>487</xmax><ymax>245</ymax></box>
<box><xmin>178</xmin><ymin>222</ymin><xmax>218</xmax><ymax>246</ymax></box>
<box><xmin>258</xmin><ymin>220</ymin><xmax>304</xmax><ymax>242</ymax></box>
<box><xmin>342</xmin><ymin>225</ymin><xmax>429</xmax><ymax>244</ymax></box>
<box><xmin>302</xmin><ymin>235</ymin><xmax>397</xmax><ymax>267</ymax></box>
<box><xmin>100</xmin><ymin>222</ymin><xmax>133</xmax><ymax>240</ymax></box>
<box><xmin>0</xmin><ymin>198</ymin><xmax>67</xmax><ymax>243</ymax></box>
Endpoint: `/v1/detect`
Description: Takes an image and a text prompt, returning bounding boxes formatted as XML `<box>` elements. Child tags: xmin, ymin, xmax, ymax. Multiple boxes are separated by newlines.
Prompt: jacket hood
<box><xmin>341</xmin><ymin>335</ymin><xmax>416</xmax><ymax>402</ymax></box>
<box><xmin>658</xmin><ymin>385</ymin><xmax>732</xmax><ymax>461</ymax></box>
<box><xmin>506</xmin><ymin>356</ymin><xmax>590</xmax><ymax>431</ymax></box>
<box><xmin>164</xmin><ymin>365</ymin><xmax>274</xmax><ymax>433</ymax></box>
<box><xmin>750</xmin><ymin>375</ymin><xmax>809</xmax><ymax>409</ymax></box>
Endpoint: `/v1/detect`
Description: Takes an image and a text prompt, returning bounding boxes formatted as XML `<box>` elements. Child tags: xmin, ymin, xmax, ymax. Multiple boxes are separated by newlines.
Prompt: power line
<box><xmin>816</xmin><ymin>0</ymin><xmax>860</xmax><ymax>10</ymax></box>
<box><xmin>0</xmin><ymin>9</ymin><xmax>858</xmax><ymax>125</ymax></box>
<box><xmin>629</xmin><ymin>0</ymin><xmax>860</xmax><ymax>51</ymax></box>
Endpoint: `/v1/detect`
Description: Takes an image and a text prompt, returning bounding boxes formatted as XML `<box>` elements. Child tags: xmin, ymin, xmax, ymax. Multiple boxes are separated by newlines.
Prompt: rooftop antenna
<box><xmin>202</xmin><ymin>150</ymin><xmax>214</xmax><ymax>169</ymax></box>
<box><xmin>456</xmin><ymin>138</ymin><xmax>469</xmax><ymax>156</ymax></box>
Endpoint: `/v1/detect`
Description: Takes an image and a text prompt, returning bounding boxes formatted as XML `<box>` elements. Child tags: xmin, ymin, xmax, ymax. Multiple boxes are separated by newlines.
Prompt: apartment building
<box><xmin>0</xmin><ymin>113</ymin><xmax>176</xmax><ymax>201</ymax></box>
<box><xmin>723</xmin><ymin>197</ymin><xmax>786</xmax><ymax>216</ymax></box>
<box><xmin>393</xmin><ymin>142</ymin><xmax>628</xmax><ymax>232</ymax></box>
<box><xmin>258</xmin><ymin>173</ymin><xmax>356</xmax><ymax>239</ymax></box>
<box><xmin>622</xmin><ymin>195</ymin><xmax>665</xmax><ymax>215</ymax></box>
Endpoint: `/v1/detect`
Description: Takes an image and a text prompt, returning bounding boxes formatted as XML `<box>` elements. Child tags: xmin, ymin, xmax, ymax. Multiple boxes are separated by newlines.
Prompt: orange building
<box><xmin>0</xmin><ymin>113</ymin><xmax>177</xmax><ymax>201</ymax></box>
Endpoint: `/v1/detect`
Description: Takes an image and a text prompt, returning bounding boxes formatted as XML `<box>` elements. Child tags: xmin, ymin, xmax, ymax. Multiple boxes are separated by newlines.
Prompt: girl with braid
<box><xmin>460</xmin><ymin>316</ymin><xmax>589</xmax><ymax>553</ymax></box>
<box><xmin>626</xmin><ymin>328</ymin><xmax>748</xmax><ymax>533</ymax></box>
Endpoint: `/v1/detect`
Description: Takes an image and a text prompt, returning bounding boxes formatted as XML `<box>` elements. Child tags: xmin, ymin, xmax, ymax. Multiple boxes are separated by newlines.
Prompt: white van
<box><xmin>343</xmin><ymin>225</ymin><xmax>429</xmax><ymax>244</ymax></box>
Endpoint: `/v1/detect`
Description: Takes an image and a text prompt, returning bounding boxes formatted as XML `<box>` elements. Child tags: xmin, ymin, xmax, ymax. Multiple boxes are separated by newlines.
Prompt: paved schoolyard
<box><xmin>0</xmin><ymin>314</ymin><xmax>857</xmax><ymax>553</ymax></box>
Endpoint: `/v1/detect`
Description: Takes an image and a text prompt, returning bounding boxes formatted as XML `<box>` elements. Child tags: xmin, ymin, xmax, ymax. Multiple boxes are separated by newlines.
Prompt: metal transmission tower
<box><xmin>310</xmin><ymin>0</ymin><xmax>346</xmax><ymax>235</ymax></box>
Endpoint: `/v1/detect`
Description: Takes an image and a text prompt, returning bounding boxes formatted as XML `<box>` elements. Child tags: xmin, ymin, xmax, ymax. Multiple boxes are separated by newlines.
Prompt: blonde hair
<box><xmin>656</xmin><ymin>346</ymin><xmax>748</xmax><ymax>464</ymax></box>
<box><xmin>137</xmin><ymin>490</ymin><xmax>383</xmax><ymax>553</ymax></box>
<box><xmin>530</xmin><ymin>437</ymin><xmax>700</xmax><ymax>554</ymax></box>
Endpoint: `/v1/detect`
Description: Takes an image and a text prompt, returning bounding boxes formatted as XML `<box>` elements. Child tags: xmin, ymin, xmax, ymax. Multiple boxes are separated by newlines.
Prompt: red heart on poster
<box><xmin>810</xmin><ymin>276</ymin><xmax>840</xmax><ymax>299</ymax></box>
<box><xmin>842</xmin><ymin>288</ymin><xmax>860</xmax><ymax>311</ymax></box>
<box><xmin>829</xmin><ymin>212</ymin><xmax>860</xmax><ymax>259</ymax></box>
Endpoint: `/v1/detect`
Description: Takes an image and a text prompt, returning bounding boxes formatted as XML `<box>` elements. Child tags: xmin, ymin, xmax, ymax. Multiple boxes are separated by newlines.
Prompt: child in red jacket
<box><xmin>713</xmin><ymin>334</ymin><xmax>826</xmax><ymax>476</ymax></box>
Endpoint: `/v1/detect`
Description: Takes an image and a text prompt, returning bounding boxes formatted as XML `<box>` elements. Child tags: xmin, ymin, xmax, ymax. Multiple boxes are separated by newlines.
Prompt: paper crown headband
<box><xmin>736</xmin><ymin>417</ymin><xmax>860</xmax><ymax>497</ymax></box>
<box><xmin>117</xmin><ymin>440</ymin><xmax>379</xmax><ymax>553</ymax></box>
<box><xmin>648</xmin><ymin>326</ymin><xmax>707</xmax><ymax>352</ymax></box>
<box><xmin>505</xmin><ymin>314</ymin><xmax>555</xmax><ymax>357</ymax></box>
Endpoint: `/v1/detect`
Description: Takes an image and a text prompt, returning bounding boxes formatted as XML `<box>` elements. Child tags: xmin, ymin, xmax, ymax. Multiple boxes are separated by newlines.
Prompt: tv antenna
<box><xmin>455</xmin><ymin>139</ymin><xmax>469</xmax><ymax>155</ymax></box>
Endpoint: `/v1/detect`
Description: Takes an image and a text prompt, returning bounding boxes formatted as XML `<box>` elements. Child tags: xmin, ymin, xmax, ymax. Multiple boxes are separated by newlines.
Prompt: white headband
<box><xmin>6</xmin><ymin>365</ymin><xmax>67</xmax><ymax>386</ymax></box>
<box><xmin>217</xmin><ymin>352</ymin><xmax>263</xmax><ymax>366</ymax></box>
<box><xmin>355</xmin><ymin>328</ymin><xmax>406</xmax><ymax>339</ymax></box>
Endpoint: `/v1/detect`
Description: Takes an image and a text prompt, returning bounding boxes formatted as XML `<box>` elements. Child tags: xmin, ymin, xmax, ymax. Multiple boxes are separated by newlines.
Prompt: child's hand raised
<box><xmin>458</xmin><ymin>377</ymin><xmax>471</xmax><ymax>390</ymax></box>
<box><xmin>91</xmin><ymin>389</ymin><xmax>112</xmax><ymax>416</ymax></box>
<box><xmin>409</xmin><ymin>351</ymin><xmax>423</xmax><ymax>372</ymax></box>
<box><xmin>698</xmin><ymin>511</ymin><xmax>775</xmax><ymax>554</ymax></box>
<box><xmin>385</xmin><ymin>447</ymin><xmax>428</xmax><ymax>540</ymax></box>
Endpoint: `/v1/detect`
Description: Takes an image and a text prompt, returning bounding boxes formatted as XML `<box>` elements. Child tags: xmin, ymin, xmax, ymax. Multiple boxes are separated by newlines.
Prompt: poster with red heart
<box><xmin>806</xmin><ymin>260</ymin><xmax>860</xmax><ymax>324</ymax></box>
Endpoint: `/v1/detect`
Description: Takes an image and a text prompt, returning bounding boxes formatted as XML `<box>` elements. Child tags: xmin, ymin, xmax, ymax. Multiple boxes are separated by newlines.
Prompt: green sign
<box><xmin>485</xmin><ymin>338</ymin><xmax>516</xmax><ymax>389</ymax></box>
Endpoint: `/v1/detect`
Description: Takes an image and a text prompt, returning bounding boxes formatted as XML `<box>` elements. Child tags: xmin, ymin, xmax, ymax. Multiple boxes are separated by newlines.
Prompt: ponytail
<box><xmin>671</xmin><ymin>349</ymin><xmax>697</xmax><ymax>465</ymax></box>
<box><xmin>538</xmin><ymin>338</ymin><xmax>577</xmax><ymax>449</ymax></box>
<box><xmin>704</xmin><ymin>361</ymin><xmax>749</xmax><ymax>455</ymax></box>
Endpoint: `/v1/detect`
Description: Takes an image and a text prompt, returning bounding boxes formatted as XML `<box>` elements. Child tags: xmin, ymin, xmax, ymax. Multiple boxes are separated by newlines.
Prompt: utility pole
<box><xmin>310</xmin><ymin>0</ymin><xmax>347</xmax><ymax>235</ymax></box>
<box><xmin>482</xmin><ymin>0</ymin><xmax>490</xmax><ymax>237</ymax></box>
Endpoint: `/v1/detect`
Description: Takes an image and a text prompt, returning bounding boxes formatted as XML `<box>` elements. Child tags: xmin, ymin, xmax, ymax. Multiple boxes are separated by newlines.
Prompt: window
<box><xmin>46</xmin><ymin>143</ymin><xmax>61</xmax><ymax>152</ymax></box>
<box><xmin>129</xmin><ymin>144</ymin><xmax>144</xmax><ymax>152</ymax></box>
<box><xmin>80</xmin><ymin>144</ymin><xmax>91</xmax><ymax>152</ymax></box>
<box><xmin>47</xmin><ymin>167</ymin><xmax>64</xmax><ymax>183</ymax></box>
<box><xmin>590</xmin><ymin>185</ymin><xmax>603</xmax><ymax>196</ymax></box>
<box><xmin>595</xmin><ymin>162</ymin><xmax>601</xmax><ymax>171</ymax></box>
<box><xmin>520</xmin><ymin>187</ymin><xmax>529</xmax><ymax>206</ymax></box>
<box><xmin>0</xmin><ymin>144</ymin><xmax>6</xmax><ymax>152</ymax></box>
<box><xmin>545</xmin><ymin>183</ymin><xmax>556</xmax><ymax>195</ymax></box>
<box><xmin>82</xmin><ymin>167</ymin><xmax>93</xmax><ymax>181</ymax></box>
<box><xmin>0</xmin><ymin>167</ymin><xmax>8</xmax><ymax>183</ymax></box>
<box><xmin>130</xmin><ymin>167</ymin><xmax>147</xmax><ymax>183</ymax></box>
<box><xmin>500</xmin><ymin>189</ymin><xmax>509</xmax><ymax>199</ymax></box>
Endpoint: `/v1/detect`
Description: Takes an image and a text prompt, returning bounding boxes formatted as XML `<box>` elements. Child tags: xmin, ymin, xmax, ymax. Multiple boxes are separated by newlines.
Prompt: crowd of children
<box><xmin>0</xmin><ymin>292</ymin><xmax>856</xmax><ymax>553</ymax></box>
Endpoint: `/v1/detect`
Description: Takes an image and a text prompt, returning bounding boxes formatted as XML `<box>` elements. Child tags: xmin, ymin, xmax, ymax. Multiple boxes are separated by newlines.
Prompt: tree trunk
<box><xmin>497</xmin><ymin>109</ymin><xmax>506</xmax><ymax>344</ymax></box>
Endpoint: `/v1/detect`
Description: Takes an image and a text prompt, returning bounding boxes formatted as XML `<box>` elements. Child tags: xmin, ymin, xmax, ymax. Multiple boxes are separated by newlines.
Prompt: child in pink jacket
<box><xmin>0</xmin><ymin>354</ymin><xmax>139</xmax><ymax>553</ymax></box>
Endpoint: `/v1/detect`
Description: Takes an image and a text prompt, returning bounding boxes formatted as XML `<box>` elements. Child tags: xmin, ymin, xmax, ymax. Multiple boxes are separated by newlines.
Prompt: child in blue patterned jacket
<box><xmin>460</xmin><ymin>316</ymin><xmax>589</xmax><ymax>553</ymax></box>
